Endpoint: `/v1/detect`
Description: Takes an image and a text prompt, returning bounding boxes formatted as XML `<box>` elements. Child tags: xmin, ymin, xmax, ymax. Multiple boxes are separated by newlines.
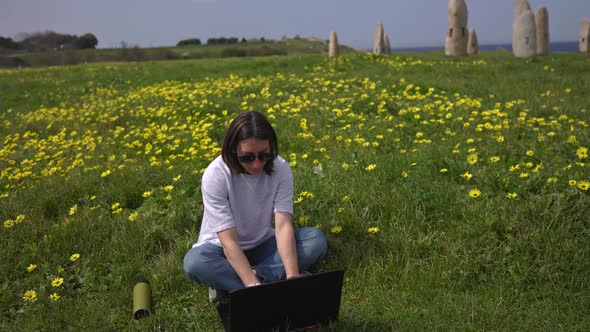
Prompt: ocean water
<box><xmin>389</xmin><ymin>41</ymin><xmax>579</xmax><ymax>53</ymax></box>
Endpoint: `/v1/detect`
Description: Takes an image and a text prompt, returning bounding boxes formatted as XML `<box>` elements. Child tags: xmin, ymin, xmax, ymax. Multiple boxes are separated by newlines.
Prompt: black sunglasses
<box><xmin>237</xmin><ymin>152</ymin><xmax>275</xmax><ymax>164</ymax></box>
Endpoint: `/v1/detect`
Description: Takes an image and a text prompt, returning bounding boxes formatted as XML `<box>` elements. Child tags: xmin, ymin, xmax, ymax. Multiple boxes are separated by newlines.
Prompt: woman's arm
<box><xmin>275</xmin><ymin>211</ymin><xmax>300</xmax><ymax>279</ymax></box>
<box><xmin>218</xmin><ymin>227</ymin><xmax>260</xmax><ymax>287</ymax></box>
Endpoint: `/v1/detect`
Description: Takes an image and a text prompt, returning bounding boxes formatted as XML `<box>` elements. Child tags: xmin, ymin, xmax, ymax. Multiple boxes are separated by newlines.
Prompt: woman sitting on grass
<box><xmin>183</xmin><ymin>110</ymin><xmax>327</xmax><ymax>301</ymax></box>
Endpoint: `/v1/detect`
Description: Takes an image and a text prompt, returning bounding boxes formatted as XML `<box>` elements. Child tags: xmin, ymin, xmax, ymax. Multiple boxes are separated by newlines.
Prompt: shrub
<box><xmin>176</xmin><ymin>38</ymin><xmax>201</xmax><ymax>47</ymax></box>
<box><xmin>207</xmin><ymin>37</ymin><xmax>239</xmax><ymax>45</ymax></box>
<box><xmin>221</xmin><ymin>48</ymin><xmax>246</xmax><ymax>57</ymax></box>
<box><xmin>0</xmin><ymin>36</ymin><xmax>19</xmax><ymax>50</ymax></box>
<box><xmin>75</xmin><ymin>33</ymin><xmax>98</xmax><ymax>49</ymax></box>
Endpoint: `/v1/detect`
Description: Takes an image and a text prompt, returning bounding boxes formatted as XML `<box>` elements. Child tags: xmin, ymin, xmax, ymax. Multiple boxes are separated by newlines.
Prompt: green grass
<box><xmin>3</xmin><ymin>38</ymin><xmax>358</xmax><ymax>68</ymax></box>
<box><xmin>1</xmin><ymin>52</ymin><xmax>589</xmax><ymax>331</ymax></box>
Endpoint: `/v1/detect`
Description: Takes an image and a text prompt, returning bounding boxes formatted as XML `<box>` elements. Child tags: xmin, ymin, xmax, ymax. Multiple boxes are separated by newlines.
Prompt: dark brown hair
<box><xmin>222</xmin><ymin>111</ymin><xmax>278</xmax><ymax>175</ymax></box>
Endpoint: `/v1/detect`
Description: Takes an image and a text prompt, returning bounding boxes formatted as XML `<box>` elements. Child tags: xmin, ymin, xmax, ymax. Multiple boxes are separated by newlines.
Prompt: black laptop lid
<box><xmin>223</xmin><ymin>270</ymin><xmax>344</xmax><ymax>332</ymax></box>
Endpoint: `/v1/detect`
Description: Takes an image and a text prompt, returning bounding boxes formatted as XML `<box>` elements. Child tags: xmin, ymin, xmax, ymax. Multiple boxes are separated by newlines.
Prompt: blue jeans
<box><xmin>183</xmin><ymin>227</ymin><xmax>327</xmax><ymax>291</ymax></box>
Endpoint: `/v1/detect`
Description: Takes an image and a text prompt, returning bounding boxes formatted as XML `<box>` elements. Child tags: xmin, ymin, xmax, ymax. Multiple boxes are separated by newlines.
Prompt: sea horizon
<box><xmin>385</xmin><ymin>40</ymin><xmax>580</xmax><ymax>53</ymax></box>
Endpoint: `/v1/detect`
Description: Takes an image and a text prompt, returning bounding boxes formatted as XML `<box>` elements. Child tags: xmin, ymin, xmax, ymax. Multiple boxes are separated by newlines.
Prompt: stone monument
<box><xmin>467</xmin><ymin>29</ymin><xmax>479</xmax><ymax>55</ymax></box>
<box><xmin>514</xmin><ymin>0</ymin><xmax>531</xmax><ymax>16</ymax></box>
<box><xmin>373</xmin><ymin>21</ymin><xmax>385</xmax><ymax>54</ymax></box>
<box><xmin>581</xmin><ymin>19</ymin><xmax>590</xmax><ymax>53</ymax></box>
<box><xmin>535</xmin><ymin>6</ymin><xmax>549</xmax><ymax>55</ymax></box>
<box><xmin>512</xmin><ymin>0</ymin><xmax>536</xmax><ymax>58</ymax></box>
<box><xmin>384</xmin><ymin>34</ymin><xmax>392</xmax><ymax>54</ymax></box>
<box><xmin>329</xmin><ymin>31</ymin><xmax>339</xmax><ymax>57</ymax></box>
<box><xmin>444</xmin><ymin>0</ymin><xmax>468</xmax><ymax>56</ymax></box>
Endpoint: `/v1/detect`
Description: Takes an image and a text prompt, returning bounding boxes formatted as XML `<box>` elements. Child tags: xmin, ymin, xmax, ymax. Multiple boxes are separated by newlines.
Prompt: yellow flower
<box><xmin>490</xmin><ymin>156</ymin><xmax>500</xmax><ymax>163</ymax></box>
<box><xmin>401</xmin><ymin>171</ymin><xmax>409</xmax><ymax>178</ymax></box>
<box><xmin>3</xmin><ymin>219</ymin><xmax>15</xmax><ymax>228</ymax></box>
<box><xmin>163</xmin><ymin>185</ymin><xmax>174</xmax><ymax>192</ymax></box>
<box><xmin>569</xmin><ymin>180</ymin><xmax>577</xmax><ymax>186</ymax></box>
<box><xmin>101</xmin><ymin>170</ymin><xmax>111</xmax><ymax>177</ymax></box>
<box><xmin>547</xmin><ymin>177</ymin><xmax>558</xmax><ymax>184</ymax></box>
<box><xmin>440</xmin><ymin>168</ymin><xmax>448</xmax><ymax>173</ymax></box>
<box><xmin>496</xmin><ymin>136</ymin><xmax>505</xmax><ymax>143</ymax></box>
<box><xmin>341</xmin><ymin>163</ymin><xmax>350</xmax><ymax>170</ymax></box>
<box><xmin>173</xmin><ymin>175</ymin><xmax>182</xmax><ymax>182</ymax></box>
<box><xmin>462</xmin><ymin>172</ymin><xmax>473</xmax><ymax>181</ymax></box>
<box><xmin>52</xmin><ymin>277</ymin><xmax>64</xmax><ymax>287</ymax></box>
<box><xmin>330</xmin><ymin>226</ymin><xmax>343</xmax><ymax>234</ymax></box>
<box><xmin>578</xmin><ymin>181</ymin><xmax>590</xmax><ymax>191</ymax></box>
<box><xmin>526</xmin><ymin>150</ymin><xmax>534</xmax><ymax>157</ymax></box>
<box><xmin>70</xmin><ymin>253</ymin><xmax>80</xmax><ymax>261</ymax></box>
<box><xmin>469</xmin><ymin>189</ymin><xmax>481</xmax><ymax>198</ymax></box>
<box><xmin>49</xmin><ymin>293</ymin><xmax>60</xmax><ymax>301</ymax></box>
<box><xmin>577</xmin><ymin>147</ymin><xmax>588</xmax><ymax>159</ymax></box>
<box><xmin>365</xmin><ymin>164</ymin><xmax>377</xmax><ymax>171</ymax></box>
<box><xmin>23</xmin><ymin>290</ymin><xmax>37</xmax><ymax>302</ymax></box>
<box><xmin>128</xmin><ymin>212</ymin><xmax>138</xmax><ymax>222</ymax></box>
<box><xmin>467</xmin><ymin>154</ymin><xmax>478</xmax><ymax>165</ymax></box>
<box><xmin>299</xmin><ymin>191</ymin><xmax>314</xmax><ymax>199</ymax></box>
<box><xmin>506</xmin><ymin>192</ymin><xmax>518</xmax><ymax>199</ymax></box>
<box><xmin>69</xmin><ymin>204</ymin><xmax>78</xmax><ymax>216</ymax></box>
<box><xmin>142</xmin><ymin>191</ymin><xmax>152</xmax><ymax>198</ymax></box>
<box><xmin>26</xmin><ymin>264</ymin><xmax>37</xmax><ymax>272</ymax></box>
<box><xmin>519</xmin><ymin>173</ymin><xmax>529</xmax><ymax>178</ymax></box>
<box><xmin>367</xmin><ymin>227</ymin><xmax>379</xmax><ymax>234</ymax></box>
<box><xmin>111</xmin><ymin>202</ymin><xmax>123</xmax><ymax>214</ymax></box>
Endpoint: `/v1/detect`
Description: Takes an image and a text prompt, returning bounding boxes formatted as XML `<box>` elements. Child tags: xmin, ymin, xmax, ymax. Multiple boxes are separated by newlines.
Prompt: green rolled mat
<box><xmin>133</xmin><ymin>278</ymin><xmax>151</xmax><ymax>320</ymax></box>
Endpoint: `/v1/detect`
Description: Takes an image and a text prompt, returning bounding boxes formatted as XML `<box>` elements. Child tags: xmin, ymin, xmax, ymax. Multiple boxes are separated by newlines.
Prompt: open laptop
<box><xmin>216</xmin><ymin>270</ymin><xmax>345</xmax><ymax>332</ymax></box>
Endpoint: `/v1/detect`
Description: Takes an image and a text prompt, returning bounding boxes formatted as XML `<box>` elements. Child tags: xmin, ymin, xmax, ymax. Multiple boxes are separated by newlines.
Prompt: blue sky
<box><xmin>1</xmin><ymin>0</ymin><xmax>588</xmax><ymax>49</ymax></box>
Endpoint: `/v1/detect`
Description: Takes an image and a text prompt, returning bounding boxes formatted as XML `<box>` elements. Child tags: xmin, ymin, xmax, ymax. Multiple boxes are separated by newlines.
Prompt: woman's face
<box><xmin>237</xmin><ymin>138</ymin><xmax>271</xmax><ymax>175</ymax></box>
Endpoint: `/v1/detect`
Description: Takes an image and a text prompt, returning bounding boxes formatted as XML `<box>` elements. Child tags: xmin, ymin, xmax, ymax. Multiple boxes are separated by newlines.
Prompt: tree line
<box><xmin>0</xmin><ymin>31</ymin><xmax>98</xmax><ymax>52</ymax></box>
<box><xmin>176</xmin><ymin>37</ymin><xmax>258</xmax><ymax>47</ymax></box>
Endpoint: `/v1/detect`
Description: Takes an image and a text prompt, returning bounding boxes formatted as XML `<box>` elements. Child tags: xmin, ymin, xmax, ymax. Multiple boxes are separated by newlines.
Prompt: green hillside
<box><xmin>1</xmin><ymin>38</ymin><xmax>359</xmax><ymax>68</ymax></box>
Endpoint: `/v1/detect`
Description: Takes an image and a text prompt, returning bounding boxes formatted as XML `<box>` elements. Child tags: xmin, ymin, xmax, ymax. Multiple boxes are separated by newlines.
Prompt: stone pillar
<box><xmin>444</xmin><ymin>0</ymin><xmax>468</xmax><ymax>56</ymax></box>
<box><xmin>535</xmin><ymin>6</ymin><xmax>549</xmax><ymax>55</ymax></box>
<box><xmin>467</xmin><ymin>29</ymin><xmax>479</xmax><ymax>55</ymax></box>
<box><xmin>373</xmin><ymin>21</ymin><xmax>385</xmax><ymax>54</ymax></box>
<box><xmin>514</xmin><ymin>0</ymin><xmax>531</xmax><ymax>16</ymax></box>
<box><xmin>512</xmin><ymin>0</ymin><xmax>536</xmax><ymax>58</ymax></box>
<box><xmin>329</xmin><ymin>31</ymin><xmax>339</xmax><ymax>57</ymax></box>
<box><xmin>581</xmin><ymin>19</ymin><xmax>590</xmax><ymax>53</ymax></box>
<box><xmin>384</xmin><ymin>34</ymin><xmax>391</xmax><ymax>54</ymax></box>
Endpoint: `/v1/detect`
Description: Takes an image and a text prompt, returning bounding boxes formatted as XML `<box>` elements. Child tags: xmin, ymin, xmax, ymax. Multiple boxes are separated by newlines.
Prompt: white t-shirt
<box><xmin>194</xmin><ymin>155</ymin><xmax>294</xmax><ymax>250</ymax></box>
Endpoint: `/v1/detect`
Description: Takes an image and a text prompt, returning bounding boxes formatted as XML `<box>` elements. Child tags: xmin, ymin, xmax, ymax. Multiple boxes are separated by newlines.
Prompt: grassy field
<box><xmin>1</xmin><ymin>52</ymin><xmax>589</xmax><ymax>331</ymax></box>
<box><xmin>2</xmin><ymin>39</ymin><xmax>358</xmax><ymax>68</ymax></box>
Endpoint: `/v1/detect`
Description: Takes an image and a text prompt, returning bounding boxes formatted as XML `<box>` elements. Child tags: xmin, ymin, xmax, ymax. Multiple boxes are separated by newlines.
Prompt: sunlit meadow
<box><xmin>1</xmin><ymin>52</ymin><xmax>589</xmax><ymax>330</ymax></box>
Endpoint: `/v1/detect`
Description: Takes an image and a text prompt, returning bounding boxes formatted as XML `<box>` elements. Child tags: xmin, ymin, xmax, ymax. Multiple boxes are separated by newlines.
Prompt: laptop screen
<box><xmin>218</xmin><ymin>270</ymin><xmax>344</xmax><ymax>332</ymax></box>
